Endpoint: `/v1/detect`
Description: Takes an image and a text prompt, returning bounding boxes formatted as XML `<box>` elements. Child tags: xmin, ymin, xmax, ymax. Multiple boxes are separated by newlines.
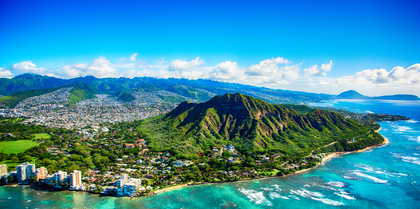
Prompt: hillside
<box><xmin>0</xmin><ymin>74</ymin><xmax>332</xmax><ymax>104</ymax></box>
<box><xmin>338</xmin><ymin>90</ymin><xmax>368</xmax><ymax>99</ymax></box>
<box><xmin>0</xmin><ymin>83</ymin><xmax>96</xmax><ymax>108</ymax></box>
<box><xmin>337</xmin><ymin>90</ymin><xmax>419</xmax><ymax>100</ymax></box>
<box><xmin>136</xmin><ymin>93</ymin><xmax>383</xmax><ymax>158</ymax></box>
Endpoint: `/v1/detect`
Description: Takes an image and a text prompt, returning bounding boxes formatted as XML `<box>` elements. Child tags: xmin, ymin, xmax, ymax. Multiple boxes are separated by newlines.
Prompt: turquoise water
<box><xmin>1</xmin><ymin>99</ymin><xmax>420</xmax><ymax>208</ymax></box>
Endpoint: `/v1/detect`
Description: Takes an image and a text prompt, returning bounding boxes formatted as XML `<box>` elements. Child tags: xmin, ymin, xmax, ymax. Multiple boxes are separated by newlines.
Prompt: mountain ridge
<box><xmin>137</xmin><ymin>93</ymin><xmax>381</xmax><ymax>158</ymax></box>
<box><xmin>1</xmin><ymin>74</ymin><xmax>418</xmax><ymax>106</ymax></box>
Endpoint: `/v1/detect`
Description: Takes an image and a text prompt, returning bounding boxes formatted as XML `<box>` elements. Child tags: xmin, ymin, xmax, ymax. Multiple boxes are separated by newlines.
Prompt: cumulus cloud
<box><xmin>8</xmin><ymin>61</ymin><xmax>57</xmax><ymax>77</ymax></box>
<box><xmin>247</xmin><ymin>57</ymin><xmax>289</xmax><ymax>76</ymax></box>
<box><xmin>337</xmin><ymin>64</ymin><xmax>420</xmax><ymax>86</ymax></box>
<box><xmin>130</xmin><ymin>53</ymin><xmax>138</xmax><ymax>61</ymax></box>
<box><xmin>303</xmin><ymin>60</ymin><xmax>333</xmax><ymax>76</ymax></box>
<box><xmin>244</xmin><ymin>58</ymin><xmax>299</xmax><ymax>85</ymax></box>
<box><xmin>62</xmin><ymin>57</ymin><xmax>120</xmax><ymax>78</ymax></box>
<box><xmin>335</xmin><ymin>64</ymin><xmax>420</xmax><ymax>95</ymax></box>
<box><xmin>168</xmin><ymin>57</ymin><xmax>205</xmax><ymax>71</ymax></box>
<box><xmin>4</xmin><ymin>56</ymin><xmax>418</xmax><ymax>96</ymax></box>
<box><xmin>0</xmin><ymin>67</ymin><xmax>13</xmax><ymax>78</ymax></box>
<box><xmin>210</xmin><ymin>61</ymin><xmax>244</xmax><ymax>80</ymax></box>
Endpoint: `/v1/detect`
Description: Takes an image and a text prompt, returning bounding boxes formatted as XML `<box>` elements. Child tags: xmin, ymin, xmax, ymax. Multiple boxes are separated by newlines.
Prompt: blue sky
<box><xmin>0</xmin><ymin>0</ymin><xmax>419</xmax><ymax>96</ymax></box>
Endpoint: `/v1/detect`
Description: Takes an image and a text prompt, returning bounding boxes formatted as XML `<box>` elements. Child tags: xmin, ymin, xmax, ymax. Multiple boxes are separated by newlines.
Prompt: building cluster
<box><xmin>6</xmin><ymin>93</ymin><xmax>173</xmax><ymax>129</ymax></box>
<box><xmin>14</xmin><ymin>87</ymin><xmax>73</xmax><ymax>109</ymax></box>
<box><xmin>0</xmin><ymin>163</ymin><xmax>84</xmax><ymax>190</ymax></box>
<box><xmin>113</xmin><ymin>174</ymin><xmax>144</xmax><ymax>196</ymax></box>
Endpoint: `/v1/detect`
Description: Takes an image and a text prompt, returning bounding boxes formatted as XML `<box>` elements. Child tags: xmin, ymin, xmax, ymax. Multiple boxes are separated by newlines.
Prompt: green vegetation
<box><xmin>0</xmin><ymin>82</ymin><xmax>96</xmax><ymax>108</ymax></box>
<box><xmin>0</xmin><ymin>88</ymin><xmax>59</xmax><ymax>108</ymax></box>
<box><xmin>32</xmin><ymin>133</ymin><xmax>52</xmax><ymax>140</ymax></box>
<box><xmin>0</xmin><ymin>140</ymin><xmax>39</xmax><ymax>154</ymax></box>
<box><xmin>67</xmin><ymin>83</ymin><xmax>96</xmax><ymax>105</ymax></box>
<box><xmin>136</xmin><ymin>93</ymin><xmax>376</xmax><ymax>160</ymax></box>
<box><xmin>117</xmin><ymin>90</ymin><xmax>136</xmax><ymax>102</ymax></box>
<box><xmin>158</xmin><ymin>95</ymin><xmax>185</xmax><ymax>103</ymax></box>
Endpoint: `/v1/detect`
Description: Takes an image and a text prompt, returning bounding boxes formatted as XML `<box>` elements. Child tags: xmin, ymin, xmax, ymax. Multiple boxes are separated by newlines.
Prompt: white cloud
<box><xmin>3</xmin><ymin>56</ymin><xmax>418</xmax><ymax>96</ymax></box>
<box><xmin>336</xmin><ymin>64</ymin><xmax>420</xmax><ymax>95</ymax></box>
<box><xmin>62</xmin><ymin>57</ymin><xmax>120</xmax><ymax>78</ymax></box>
<box><xmin>130</xmin><ymin>53</ymin><xmax>139</xmax><ymax>61</ymax></box>
<box><xmin>321</xmin><ymin>60</ymin><xmax>333</xmax><ymax>75</ymax></box>
<box><xmin>13</xmin><ymin>61</ymin><xmax>37</xmax><ymax>71</ymax></box>
<box><xmin>210</xmin><ymin>61</ymin><xmax>244</xmax><ymax>80</ymax></box>
<box><xmin>247</xmin><ymin>57</ymin><xmax>290</xmax><ymax>76</ymax></box>
<box><xmin>303</xmin><ymin>65</ymin><xmax>319</xmax><ymax>76</ymax></box>
<box><xmin>245</xmin><ymin>57</ymin><xmax>299</xmax><ymax>86</ymax></box>
<box><xmin>303</xmin><ymin>60</ymin><xmax>333</xmax><ymax>76</ymax></box>
<box><xmin>168</xmin><ymin>57</ymin><xmax>205</xmax><ymax>71</ymax></box>
<box><xmin>8</xmin><ymin>61</ymin><xmax>58</xmax><ymax>77</ymax></box>
<box><xmin>0</xmin><ymin>67</ymin><xmax>13</xmax><ymax>78</ymax></box>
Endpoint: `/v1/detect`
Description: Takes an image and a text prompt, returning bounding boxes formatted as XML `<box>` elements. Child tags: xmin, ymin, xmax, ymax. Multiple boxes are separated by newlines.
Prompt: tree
<box><xmin>11</xmin><ymin>156</ymin><xmax>19</xmax><ymax>163</ymax></box>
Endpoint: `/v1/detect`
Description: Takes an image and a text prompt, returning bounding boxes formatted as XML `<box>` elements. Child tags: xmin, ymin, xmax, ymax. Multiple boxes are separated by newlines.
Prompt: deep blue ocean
<box><xmin>1</xmin><ymin>99</ymin><xmax>420</xmax><ymax>209</ymax></box>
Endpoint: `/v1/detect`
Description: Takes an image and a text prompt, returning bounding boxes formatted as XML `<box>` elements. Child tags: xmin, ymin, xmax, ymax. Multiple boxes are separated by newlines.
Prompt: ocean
<box><xmin>1</xmin><ymin>99</ymin><xmax>420</xmax><ymax>209</ymax></box>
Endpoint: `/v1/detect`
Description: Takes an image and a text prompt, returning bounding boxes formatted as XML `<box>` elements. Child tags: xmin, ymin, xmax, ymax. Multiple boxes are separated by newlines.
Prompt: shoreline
<box><xmin>150</xmin><ymin>128</ymin><xmax>390</xmax><ymax>195</ymax></box>
<box><xmin>3</xmin><ymin>129</ymin><xmax>390</xmax><ymax>198</ymax></box>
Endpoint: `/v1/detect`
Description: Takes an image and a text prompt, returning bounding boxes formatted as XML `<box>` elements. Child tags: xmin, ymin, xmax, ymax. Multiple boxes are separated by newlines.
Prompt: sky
<box><xmin>0</xmin><ymin>0</ymin><xmax>419</xmax><ymax>96</ymax></box>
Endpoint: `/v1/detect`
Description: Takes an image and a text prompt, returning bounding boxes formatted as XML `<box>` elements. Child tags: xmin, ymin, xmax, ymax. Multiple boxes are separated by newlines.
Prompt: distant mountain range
<box><xmin>337</xmin><ymin>90</ymin><xmax>419</xmax><ymax>100</ymax></box>
<box><xmin>0</xmin><ymin>74</ymin><xmax>418</xmax><ymax>108</ymax></box>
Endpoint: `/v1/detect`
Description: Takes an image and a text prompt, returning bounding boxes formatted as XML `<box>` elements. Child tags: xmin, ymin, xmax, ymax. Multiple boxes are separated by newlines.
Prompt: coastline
<box><xmin>3</xmin><ymin>129</ymin><xmax>390</xmax><ymax>198</ymax></box>
<box><xmin>150</xmin><ymin>129</ymin><xmax>390</xmax><ymax>195</ymax></box>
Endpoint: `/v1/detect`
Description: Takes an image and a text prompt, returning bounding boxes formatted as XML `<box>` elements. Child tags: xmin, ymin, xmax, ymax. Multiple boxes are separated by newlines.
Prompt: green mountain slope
<box><xmin>137</xmin><ymin>93</ymin><xmax>383</xmax><ymax>158</ymax></box>
<box><xmin>337</xmin><ymin>90</ymin><xmax>368</xmax><ymax>99</ymax></box>
<box><xmin>0</xmin><ymin>88</ymin><xmax>60</xmax><ymax>108</ymax></box>
<box><xmin>0</xmin><ymin>83</ymin><xmax>96</xmax><ymax>108</ymax></box>
<box><xmin>67</xmin><ymin>83</ymin><xmax>97</xmax><ymax>106</ymax></box>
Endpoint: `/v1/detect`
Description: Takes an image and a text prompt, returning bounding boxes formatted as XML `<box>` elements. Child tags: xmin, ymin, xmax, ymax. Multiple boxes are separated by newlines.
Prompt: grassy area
<box><xmin>32</xmin><ymin>133</ymin><xmax>52</xmax><ymax>140</ymax></box>
<box><xmin>0</xmin><ymin>140</ymin><xmax>39</xmax><ymax>154</ymax></box>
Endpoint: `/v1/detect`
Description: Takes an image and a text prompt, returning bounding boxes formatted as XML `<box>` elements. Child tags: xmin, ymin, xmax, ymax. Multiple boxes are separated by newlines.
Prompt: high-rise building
<box><xmin>69</xmin><ymin>170</ymin><xmax>82</xmax><ymax>190</ymax></box>
<box><xmin>116</xmin><ymin>174</ymin><xmax>129</xmax><ymax>195</ymax></box>
<box><xmin>16</xmin><ymin>162</ymin><xmax>36</xmax><ymax>182</ymax></box>
<box><xmin>53</xmin><ymin>170</ymin><xmax>67</xmax><ymax>183</ymax></box>
<box><xmin>0</xmin><ymin>164</ymin><xmax>7</xmax><ymax>177</ymax></box>
<box><xmin>35</xmin><ymin>167</ymin><xmax>48</xmax><ymax>181</ymax></box>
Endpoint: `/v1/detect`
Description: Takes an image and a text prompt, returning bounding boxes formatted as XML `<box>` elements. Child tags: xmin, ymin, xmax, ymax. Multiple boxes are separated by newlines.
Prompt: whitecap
<box><xmin>365</xmin><ymin>111</ymin><xmax>374</xmax><ymax>114</ymax></box>
<box><xmin>289</xmin><ymin>195</ymin><xmax>300</xmax><ymax>200</ymax></box>
<box><xmin>355</xmin><ymin>164</ymin><xmax>374</xmax><ymax>172</ymax></box>
<box><xmin>328</xmin><ymin>181</ymin><xmax>345</xmax><ymax>188</ymax></box>
<box><xmin>290</xmin><ymin>189</ymin><xmax>324</xmax><ymax>198</ymax></box>
<box><xmin>8</xmin><ymin>197</ymin><xmax>11</xmax><ymax>199</ymax></box>
<box><xmin>261</xmin><ymin>187</ymin><xmax>274</xmax><ymax>191</ymax></box>
<box><xmin>343</xmin><ymin>175</ymin><xmax>360</xmax><ymax>180</ymax></box>
<box><xmin>268</xmin><ymin>192</ymin><xmax>290</xmax><ymax>200</ymax></box>
<box><xmin>354</xmin><ymin>171</ymin><xmax>388</xmax><ymax>184</ymax></box>
<box><xmin>401</xmin><ymin>156</ymin><xmax>420</xmax><ymax>165</ymax></box>
<box><xmin>269</xmin><ymin>192</ymin><xmax>280</xmax><ymax>199</ymax></box>
<box><xmin>396</xmin><ymin>126</ymin><xmax>411</xmax><ymax>132</ymax></box>
<box><xmin>272</xmin><ymin>184</ymin><xmax>282</xmax><ymax>191</ymax></box>
<box><xmin>27</xmin><ymin>200</ymin><xmax>31</xmax><ymax>202</ymax></box>
<box><xmin>311</xmin><ymin>197</ymin><xmax>344</xmax><ymax>206</ymax></box>
<box><xmin>238</xmin><ymin>188</ymin><xmax>273</xmax><ymax>206</ymax></box>
<box><xmin>406</xmin><ymin>120</ymin><xmax>418</xmax><ymax>123</ymax></box>
<box><xmin>335</xmin><ymin>191</ymin><xmax>356</xmax><ymax>200</ymax></box>
<box><xmin>303</xmin><ymin>184</ymin><xmax>310</xmax><ymax>187</ymax></box>
<box><xmin>392</xmin><ymin>172</ymin><xmax>408</xmax><ymax>177</ymax></box>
